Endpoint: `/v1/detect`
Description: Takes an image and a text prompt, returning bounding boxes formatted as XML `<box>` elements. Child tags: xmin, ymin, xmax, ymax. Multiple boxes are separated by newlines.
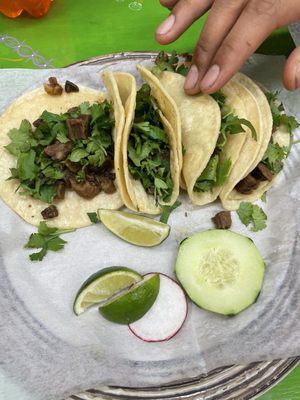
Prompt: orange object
<box><xmin>0</xmin><ymin>0</ymin><xmax>52</xmax><ymax>18</ymax></box>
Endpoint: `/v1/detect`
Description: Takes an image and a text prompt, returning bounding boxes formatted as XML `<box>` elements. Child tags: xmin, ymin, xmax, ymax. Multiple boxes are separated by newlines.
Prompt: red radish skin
<box><xmin>128</xmin><ymin>273</ymin><xmax>188</xmax><ymax>343</ymax></box>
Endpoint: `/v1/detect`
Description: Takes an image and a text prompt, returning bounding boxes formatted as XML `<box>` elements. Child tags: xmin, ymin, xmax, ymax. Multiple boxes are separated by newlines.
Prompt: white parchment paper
<box><xmin>0</xmin><ymin>55</ymin><xmax>299</xmax><ymax>400</ymax></box>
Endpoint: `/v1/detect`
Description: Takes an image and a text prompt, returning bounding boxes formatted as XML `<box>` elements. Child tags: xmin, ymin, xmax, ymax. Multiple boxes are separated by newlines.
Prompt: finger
<box><xmin>184</xmin><ymin>0</ymin><xmax>247</xmax><ymax>92</ymax></box>
<box><xmin>156</xmin><ymin>0</ymin><xmax>212</xmax><ymax>45</ymax></box>
<box><xmin>283</xmin><ymin>47</ymin><xmax>300</xmax><ymax>91</ymax></box>
<box><xmin>197</xmin><ymin>0</ymin><xmax>278</xmax><ymax>94</ymax></box>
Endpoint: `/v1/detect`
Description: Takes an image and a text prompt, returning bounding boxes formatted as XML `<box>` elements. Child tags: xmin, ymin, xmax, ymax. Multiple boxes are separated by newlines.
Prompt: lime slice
<box><xmin>99</xmin><ymin>274</ymin><xmax>160</xmax><ymax>324</ymax></box>
<box><xmin>73</xmin><ymin>266</ymin><xmax>142</xmax><ymax>315</ymax></box>
<box><xmin>98</xmin><ymin>209</ymin><xmax>170</xmax><ymax>247</ymax></box>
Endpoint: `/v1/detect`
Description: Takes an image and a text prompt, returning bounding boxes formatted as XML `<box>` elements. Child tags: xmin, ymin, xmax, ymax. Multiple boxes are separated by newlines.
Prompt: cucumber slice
<box><xmin>175</xmin><ymin>230</ymin><xmax>265</xmax><ymax>316</ymax></box>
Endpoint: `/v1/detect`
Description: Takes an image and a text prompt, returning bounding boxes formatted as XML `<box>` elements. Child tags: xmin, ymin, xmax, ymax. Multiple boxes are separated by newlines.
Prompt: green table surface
<box><xmin>0</xmin><ymin>1</ymin><xmax>299</xmax><ymax>398</ymax></box>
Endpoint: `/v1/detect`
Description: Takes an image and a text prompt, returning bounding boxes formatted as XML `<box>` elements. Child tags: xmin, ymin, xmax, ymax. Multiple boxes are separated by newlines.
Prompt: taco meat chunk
<box><xmin>235</xmin><ymin>174</ymin><xmax>260</xmax><ymax>194</ymax></box>
<box><xmin>212</xmin><ymin>211</ymin><xmax>232</xmax><ymax>229</ymax></box>
<box><xmin>44</xmin><ymin>141</ymin><xmax>73</xmax><ymax>161</ymax></box>
<box><xmin>41</xmin><ymin>205</ymin><xmax>58</xmax><ymax>219</ymax></box>
<box><xmin>70</xmin><ymin>177</ymin><xmax>101</xmax><ymax>199</ymax></box>
<box><xmin>44</xmin><ymin>77</ymin><xmax>63</xmax><ymax>96</ymax></box>
<box><xmin>251</xmin><ymin>162</ymin><xmax>274</xmax><ymax>182</ymax></box>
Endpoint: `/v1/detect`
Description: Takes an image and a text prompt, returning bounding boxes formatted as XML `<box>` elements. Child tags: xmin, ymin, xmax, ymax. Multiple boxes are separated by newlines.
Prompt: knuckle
<box><xmin>248</xmin><ymin>0</ymin><xmax>279</xmax><ymax>18</ymax></box>
<box><xmin>214</xmin><ymin>0</ymin><xmax>244</xmax><ymax>12</ymax></box>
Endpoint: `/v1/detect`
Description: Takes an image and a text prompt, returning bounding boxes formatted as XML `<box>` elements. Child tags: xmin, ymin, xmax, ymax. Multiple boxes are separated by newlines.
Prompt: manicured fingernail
<box><xmin>296</xmin><ymin>63</ymin><xmax>300</xmax><ymax>88</ymax></box>
<box><xmin>157</xmin><ymin>14</ymin><xmax>175</xmax><ymax>35</ymax></box>
<box><xmin>184</xmin><ymin>65</ymin><xmax>199</xmax><ymax>90</ymax></box>
<box><xmin>200</xmin><ymin>64</ymin><xmax>220</xmax><ymax>91</ymax></box>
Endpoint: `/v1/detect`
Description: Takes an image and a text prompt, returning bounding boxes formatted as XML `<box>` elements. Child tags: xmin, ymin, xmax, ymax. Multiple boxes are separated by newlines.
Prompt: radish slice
<box><xmin>128</xmin><ymin>273</ymin><xmax>188</xmax><ymax>342</ymax></box>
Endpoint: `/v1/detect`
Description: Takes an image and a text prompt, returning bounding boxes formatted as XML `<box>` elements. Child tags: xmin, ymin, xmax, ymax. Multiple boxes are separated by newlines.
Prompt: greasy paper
<box><xmin>0</xmin><ymin>55</ymin><xmax>299</xmax><ymax>400</ymax></box>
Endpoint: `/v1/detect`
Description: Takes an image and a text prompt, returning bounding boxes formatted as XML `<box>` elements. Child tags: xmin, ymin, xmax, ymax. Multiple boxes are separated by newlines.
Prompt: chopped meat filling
<box><xmin>65</xmin><ymin>80</ymin><xmax>79</xmax><ymax>93</ymax></box>
<box><xmin>212</xmin><ymin>211</ymin><xmax>232</xmax><ymax>230</ymax></box>
<box><xmin>33</xmin><ymin>118</ymin><xmax>43</xmax><ymax>128</ymax></box>
<box><xmin>70</xmin><ymin>177</ymin><xmax>101</xmax><ymax>199</ymax></box>
<box><xmin>43</xmin><ymin>77</ymin><xmax>63</xmax><ymax>96</ymax></box>
<box><xmin>64</xmin><ymin>160</ymin><xmax>81</xmax><ymax>173</ymax></box>
<box><xmin>55</xmin><ymin>181</ymin><xmax>66</xmax><ymax>200</ymax></box>
<box><xmin>99</xmin><ymin>172</ymin><xmax>116</xmax><ymax>194</ymax></box>
<box><xmin>235</xmin><ymin>174</ymin><xmax>260</xmax><ymax>194</ymax></box>
<box><xmin>251</xmin><ymin>162</ymin><xmax>274</xmax><ymax>182</ymax></box>
<box><xmin>44</xmin><ymin>141</ymin><xmax>73</xmax><ymax>161</ymax></box>
<box><xmin>66</xmin><ymin>118</ymin><xmax>88</xmax><ymax>140</ymax></box>
<box><xmin>41</xmin><ymin>205</ymin><xmax>58</xmax><ymax>219</ymax></box>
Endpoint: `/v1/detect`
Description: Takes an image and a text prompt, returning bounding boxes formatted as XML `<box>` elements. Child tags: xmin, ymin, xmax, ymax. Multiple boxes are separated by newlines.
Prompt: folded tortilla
<box><xmin>219</xmin><ymin>73</ymin><xmax>275</xmax><ymax>210</ymax></box>
<box><xmin>159</xmin><ymin>71</ymin><xmax>264</xmax><ymax>206</ymax></box>
<box><xmin>0</xmin><ymin>80</ymin><xmax>124</xmax><ymax>229</ymax></box>
<box><xmin>112</xmin><ymin>65</ymin><xmax>181</xmax><ymax>214</ymax></box>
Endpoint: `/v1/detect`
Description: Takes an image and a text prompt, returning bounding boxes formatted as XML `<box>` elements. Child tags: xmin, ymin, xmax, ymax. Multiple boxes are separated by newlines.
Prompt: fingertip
<box><xmin>283</xmin><ymin>47</ymin><xmax>300</xmax><ymax>91</ymax></box>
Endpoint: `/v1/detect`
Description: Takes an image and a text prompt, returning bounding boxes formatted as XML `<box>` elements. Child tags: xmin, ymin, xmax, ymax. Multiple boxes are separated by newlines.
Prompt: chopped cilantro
<box><xmin>87</xmin><ymin>212</ymin><xmax>100</xmax><ymax>224</ymax></box>
<box><xmin>261</xmin><ymin>192</ymin><xmax>267</xmax><ymax>203</ymax></box>
<box><xmin>266</xmin><ymin>91</ymin><xmax>299</xmax><ymax>133</ymax></box>
<box><xmin>211</xmin><ymin>91</ymin><xmax>226</xmax><ymax>108</ymax></box>
<box><xmin>24</xmin><ymin>222</ymin><xmax>75</xmax><ymax>261</ymax></box>
<box><xmin>128</xmin><ymin>84</ymin><xmax>173</xmax><ymax>203</ymax></box>
<box><xmin>5</xmin><ymin>101</ymin><xmax>114</xmax><ymax>204</ymax></box>
<box><xmin>237</xmin><ymin>202</ymin><xmax>267</xmax><ymax>232</ymax></box>
<box><xmin>160</xmin><ymin>200</ymin><xmax>181</xmax><ymax>224</ymax></box>
<box><xmin>152</xmin><ymin>51</ymin><xmax>190</xmax><ymax>77</ymax></box>
<box><xmin>262</xmin><ymin>142</ymin><xmax>287</xmax><ymax>174</ymax></box>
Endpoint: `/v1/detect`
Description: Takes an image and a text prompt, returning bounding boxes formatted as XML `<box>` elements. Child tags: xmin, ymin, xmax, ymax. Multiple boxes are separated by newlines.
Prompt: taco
<box><xmin>0</xmin><ymin>75</ymin><xmax>124</xmax><ymax>228</ymax></box>
<box><xmin>112</xmin><ymin>65</ymin><xmax>181</xmax><ymax>214</ymax></box>
<box><xmin>220</xmin><ymin>74</ymin><xmax>296</xmax><ymax>210</ymax></box>
<box><xmin>158</xmin><ymin>70</ymin><xmax>259</xmax><ymax>206</ymax></box>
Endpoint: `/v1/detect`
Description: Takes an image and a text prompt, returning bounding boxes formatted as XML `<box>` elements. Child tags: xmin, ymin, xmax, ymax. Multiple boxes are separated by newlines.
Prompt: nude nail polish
<box><xmin>200</xmin><ymin>65</ymin><xmax>220</xmax><ymax>91</ymax></box>
<box><xmin>184</xmin><ymin>65</ymin><xmax>199</xmax><ymax>90</ymax></box>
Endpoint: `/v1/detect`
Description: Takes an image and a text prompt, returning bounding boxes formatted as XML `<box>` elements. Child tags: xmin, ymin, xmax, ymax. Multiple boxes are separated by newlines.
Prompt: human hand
<box><xmin>155</xmin><ymin>0</ymin><xmax>300</xmax><ymax>94</ymax></box>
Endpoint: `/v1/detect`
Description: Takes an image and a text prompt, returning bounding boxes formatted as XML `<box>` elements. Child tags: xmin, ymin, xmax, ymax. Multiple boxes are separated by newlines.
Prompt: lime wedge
<box><xmin>98</xmin><ymin>210</ymin><xmax>170</xmax><ymax>247</ymax></box>
<box><xmin>73</xmin><ymin>266</ymin><xmax>142</xmax><ymax>315</ymax></box>
<box><xmin>99</xmin><ymin>274</ymin><xmax>160</xmax><ymax>324</ymax></box>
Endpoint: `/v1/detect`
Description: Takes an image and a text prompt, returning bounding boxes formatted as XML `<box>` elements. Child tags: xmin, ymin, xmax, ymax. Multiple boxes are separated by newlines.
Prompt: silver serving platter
<box><xmin>67</xmin><ymin>52</ymin><xmax>299</xmax><ymax>400</ymax></box>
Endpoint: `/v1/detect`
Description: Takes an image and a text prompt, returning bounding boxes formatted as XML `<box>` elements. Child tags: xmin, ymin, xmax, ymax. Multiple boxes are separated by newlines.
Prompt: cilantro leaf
<box><xmin>29</xmin><ymin>247</ymin><xmax>48</xmax><ymax>262</ymax></box>
<box><xmin>237</xmin><ymin>202</ymin><xmax>254</xmax><ymax>226</ymax></box>
<box><xmin>251</xmin><ymin>205</ymin><xmax>267</xmax><ymax>232</ymax></box>
<box><xmin>69</xmin><ymin>148</ymin><xmax>89</xmax><ymax>163</ymax></box>
<box><xmin>16</xmin><ymin>149</ymin><xmax>38</xmax><ymax>181</ymax></box>
<box><xmin>25</xmin><ymin>233</ymin><xmax>46</xmax><ymax>249</ymax></box>
<box><xmin>47</xmin><ymin>236</ymin><xmax>67</xmax><ymax>251</ymax></box>
<box><xmin>24</xmin><ymin>222</ymin><xmax>75</xmax><ymax>262</ymax></box>
<box><xmin>160</xmin><ymin>200</ymin><xmax>181</xmax><ymax>224</ymax></box>
<box><xmin>262</xmin><ymin>142</ymin><xmax>286</xmax><ymax>174</ymax></box>
<box><xmin>221</xmin><ymin>114</ymin><xmax>257</xmax><ymax>140</ymax></box>
<box><xmin>261</xmin><ymin>192</ymin><xmax>267</xmax><ymax>203</ymax></box>
<box><xmin>152</xmin><ymin>51</ymin><xmax>190</xmax><ymax>77</ymax></box>
<box><xmin>5</xmin><ymin>120</ymin><xmax>37</xmax><ymax>156</ymax></box>
<box><xmin>87</xmin><ymin>212</ymin><xmax>100</xmax><ymax>224</ymax></box>
<box><xmin>216</xmin><ymin>158</ymin><xmax>232</xmax><ymax>186</ymax></box>
<box><xmin>237</xmin><ymin>202</ymin><xmax>267</xmax><ymax>232</ymax></box>
<box><xmin>266</xmin><ymin>91</ymin><xmax>299</xmax><ymax>133</ymax></box>
<box><xmin>211</xmin><ymin>91</ymin><xmax>226</xmax><ymax>108</ymax></box>
<box><xmin>194</xmin><ymin>155</ymin><xmax>219</xmax><ymax>192</ymax></box>
<box><xmin>38</xmin><ymin>221</ymin><xmax>58</xmax><ymax>236</ymax></box>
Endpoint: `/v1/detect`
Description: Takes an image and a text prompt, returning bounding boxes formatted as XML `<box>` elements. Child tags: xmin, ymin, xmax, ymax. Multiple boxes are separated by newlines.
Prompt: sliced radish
<box><xmin>128</xmin><ymin>273</ymin><xmax>188</xmax><ymax>342</ymax></box>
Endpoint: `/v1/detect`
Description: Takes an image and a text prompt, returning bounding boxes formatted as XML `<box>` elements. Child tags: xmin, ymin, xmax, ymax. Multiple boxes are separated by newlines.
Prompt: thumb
<box><xmin>283</xmin><ymin>46</ymin><xmax>300</xmax><ymax>91</ymax></box>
